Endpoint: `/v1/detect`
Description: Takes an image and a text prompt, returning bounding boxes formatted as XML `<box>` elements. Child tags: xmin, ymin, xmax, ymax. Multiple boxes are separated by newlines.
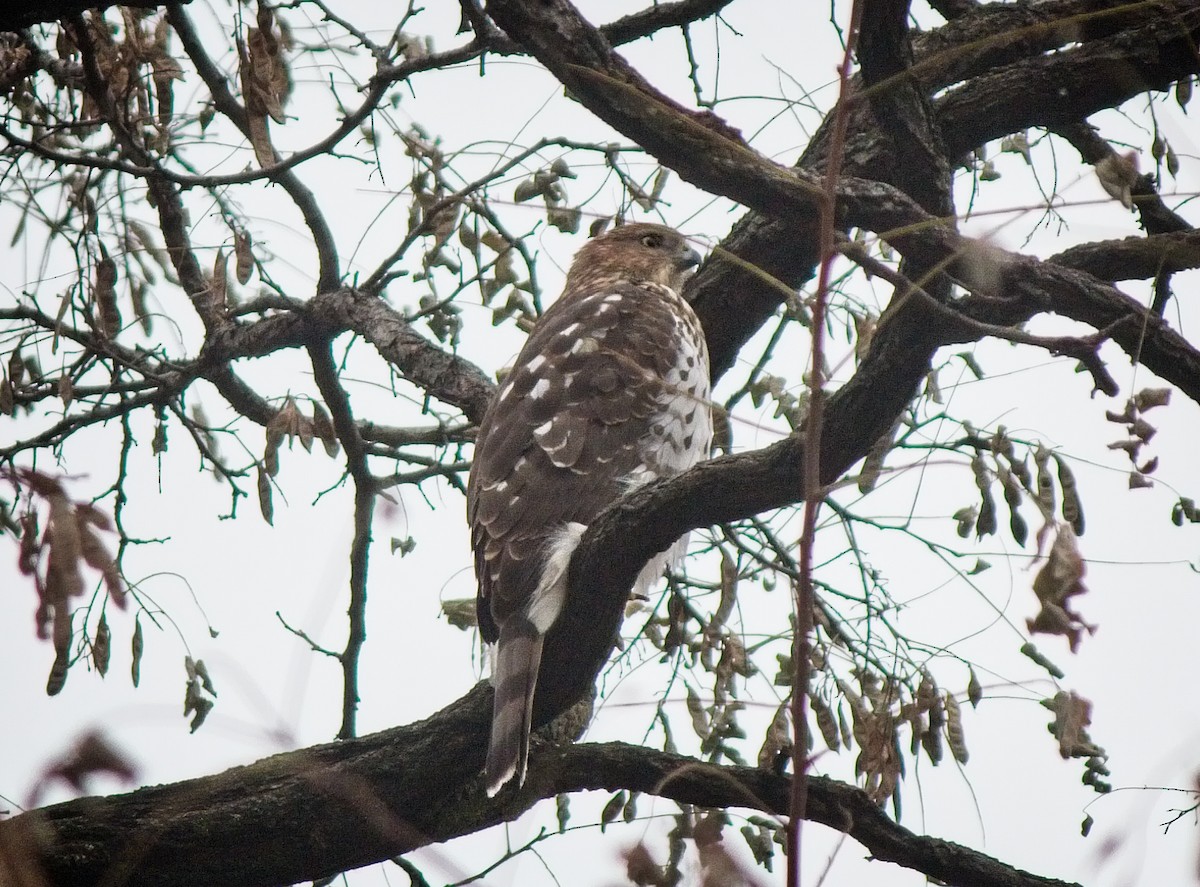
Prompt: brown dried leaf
<box><xmin>151</xmin><ymin>417</ymin><xmax>168</xmax><ymax>455</ymax></box>
<box><xmin>440</xmin><ymin>598</ymin><xmax>477</xmax><ymax>630</ymax></box>
<box><xmin>1133</xmin><ymin>387</ymin><xmax>1171</xmax><ymax>412</ymax></box>
<box><xmin>1043</xmin><ymin>690</ymin><xmax>1102</xmax><ymax>758</ymax></box>
<box><xmin>0</xmin><ymin>375</ymin><xmax>13</xmax><ymax>415</ymax></box>
<box><xmin>1095</xmin><ymin>151</ymin><xmax>1138</xmax><ymax>209</ymax></box>
<box><xmin>58</xmin><ymin>375</ymin><xmax>74</xmax><ymax>408</ymax></box>
<box><xmin>625</xmin><ymin>842</ymin><xmax>664</xmax><ymax>887</ymax></box>
<box><xmin>1028</xmin><ymin>525</ymin><xmax>1094</xmax><ymax>652</ymax></box>
<box><xmin>39</xmin><ymin>731</ymin><xmax>138</xmax><ymax>798</ymax></box>
<box><xmin>193</xmin><ymin>658</ymin><xmax>216</xmax><ymax>696</ymax></box>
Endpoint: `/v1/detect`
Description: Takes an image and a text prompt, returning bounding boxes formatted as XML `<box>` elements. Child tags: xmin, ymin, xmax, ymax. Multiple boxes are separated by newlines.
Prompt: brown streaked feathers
<box><xmin>467</xmin><ymin>223</ymin><xmax>712</xmax><ymax>795</ymax></box>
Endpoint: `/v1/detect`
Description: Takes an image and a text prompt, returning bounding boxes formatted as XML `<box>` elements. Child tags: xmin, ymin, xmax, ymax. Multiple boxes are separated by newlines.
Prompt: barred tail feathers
<box><xmin>485</xmin><ymin>521</ymin><xmax>583</xmax><ymax>795</ymax></box>
<box><xmin>486</xmin><ymin>618</ymin><xmax>544</xmax><ymax>796</ymax></box>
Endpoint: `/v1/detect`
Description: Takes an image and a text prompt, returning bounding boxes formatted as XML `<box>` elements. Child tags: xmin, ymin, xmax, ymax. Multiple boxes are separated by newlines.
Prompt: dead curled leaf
<box><xmin>1027</xmin><ymin>523</ymin><xmax>1095</xmax><ymax>652</ymax></box>
<box><xmin>2</xmin><ymin>469</ymin><xmax>127</xmax><ymax>695</ymax></box>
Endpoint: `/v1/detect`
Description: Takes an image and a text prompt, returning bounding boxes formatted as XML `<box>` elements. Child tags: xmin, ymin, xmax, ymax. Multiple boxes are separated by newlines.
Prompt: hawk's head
<box><xmin>564</xmin><ymin>223</ymin><xmax>701</xmax><ymax>295</ymax></box>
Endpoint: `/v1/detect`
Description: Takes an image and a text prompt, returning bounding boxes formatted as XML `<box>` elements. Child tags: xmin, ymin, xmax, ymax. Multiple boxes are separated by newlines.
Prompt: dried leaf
<box><xmin>1095</xmin><ymin>151</ymin><xmax>1138</xmax><ymax>209</ymax></box>
<box><xmin>440</xmin><ymin>598</ymin><xmax>476</xmax><ymax>630</ymax></box>
<box><xmin>58</xmin><ymin>375</ymin><xmax>74</xmax><ymax>408</ymax></box>
<box><xmin>624</xmin><ymin>842</ymin><xmax>662</xmax><ymax>887</ymax></box>
<box><xmin>37</xmin><ymin>731</ymin><xmax>137</xmax><ymax>800</ymax></box>
<box><xmin>1028</xmin><ymin>524</ymin><xmax>1094</xmax><ymax>652</ymax></box>
<box><xmin>546</xmin><ymin>204</ymin><xmax>581</xmax><ymax>233</ymax></box>
<box><xmin>1133</xmin><ymin>387</ymin><xmax>1171</xmax><ymax>411</ymax></box>
<box><xmin>152</xmin><ymin>418</ymin><xmax>168</xmax><ymax>454</ymax></box>
<box><xmin>193</xmin><ymin>658</ymin><xmax>216</xmax><ymax>696</ymax></box>
<box><xmin>1042</xmin><ymin>690</ymin><xmax>1103</xmax><ymax>758</ymax></box>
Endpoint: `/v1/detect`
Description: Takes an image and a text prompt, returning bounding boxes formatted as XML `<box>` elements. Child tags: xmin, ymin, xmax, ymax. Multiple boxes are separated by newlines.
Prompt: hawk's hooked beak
<box><xmin>677</xmin><ymin>245</ymin><xmax>702</xmax><ymax>273</ymax></box>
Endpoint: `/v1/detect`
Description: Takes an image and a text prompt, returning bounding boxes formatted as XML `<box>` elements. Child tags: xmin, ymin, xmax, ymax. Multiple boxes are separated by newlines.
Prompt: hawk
<box><xmin>468</xmin><ymin>223</ymin><xmax>712</xmax><ymax>795</ymax></box>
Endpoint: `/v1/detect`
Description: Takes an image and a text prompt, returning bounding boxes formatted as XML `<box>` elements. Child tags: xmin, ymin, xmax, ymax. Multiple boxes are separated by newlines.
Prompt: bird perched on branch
<box><xmin>468</xmin><ymin>222</ymin><xmax>713</xmax><ymax>795</ymax></box>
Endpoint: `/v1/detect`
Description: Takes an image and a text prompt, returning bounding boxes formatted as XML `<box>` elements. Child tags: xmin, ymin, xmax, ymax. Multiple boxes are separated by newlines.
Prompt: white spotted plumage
<box><xmin>467</xmin><ymin>223</ymin><xmax>711</xmax><ymax>795</ymax></box>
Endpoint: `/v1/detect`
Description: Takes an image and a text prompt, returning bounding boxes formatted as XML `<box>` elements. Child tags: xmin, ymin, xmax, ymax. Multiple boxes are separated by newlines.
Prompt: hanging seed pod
<box><xmin>131</xmin><ymin>616</ymin><xmax>143</xmax><ymax>688</ymax></box>
<box><xmin>971</xmin><ymin>455</ymin><xmax>998</xmax><ymax>538</ymax></box>
<box><xmin>1176</xmin><ymin>77</ymin><xmax>1193</xmax><ymax>111</ymax></box>
<box><xmin>812</xmin><ymin>695</ymin><xmax>840</xmax><ymax>751</ymax></box>
<box><xmin>600</xmin><ymin>791</ymin><xmax>626</xmax><ymax>831</ymax></box>
<box><xmin>93</xmin><ymin>614</ymin><xmax>111</xmax><ymax>677</ymax></box>
<box><xmin>945</xmin><ymin>692</ymin><xmax>968</xmax><ymax>763</ymax></box>
<box><xmin>967</xmin><ymin>666</ymin><xmax>982</xmax><ymax>708</ymax></box>
<box><xmin>1054</xmin><ymin>455</ymin><xmax>1085</xmax><ymax>535</ymax></box>
<box><xmin>257</xmin><ymin>464</ymin><xmax>274</xmax><ymax>525</ymax></box>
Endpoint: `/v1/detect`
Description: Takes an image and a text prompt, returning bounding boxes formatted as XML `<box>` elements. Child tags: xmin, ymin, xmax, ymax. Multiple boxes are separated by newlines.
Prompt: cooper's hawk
<box><xmin>468</xmin><ymin>223</ymin><xmax>712</xmax><ymax>795</ymax></box>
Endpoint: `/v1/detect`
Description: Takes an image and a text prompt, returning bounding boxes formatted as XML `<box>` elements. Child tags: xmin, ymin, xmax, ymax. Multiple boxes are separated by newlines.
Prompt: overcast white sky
<box><xmin>3</xmin><ymin>2</ymin><xmax>1200</xmax><ymax>885</ymax></box>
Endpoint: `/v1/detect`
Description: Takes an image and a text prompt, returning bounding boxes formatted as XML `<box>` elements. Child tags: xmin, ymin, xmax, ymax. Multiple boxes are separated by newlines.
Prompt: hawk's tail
<box><xmin>486</xmin><ymin>617</ymin><xmax>544</xmax><ymax>796</ymax></box>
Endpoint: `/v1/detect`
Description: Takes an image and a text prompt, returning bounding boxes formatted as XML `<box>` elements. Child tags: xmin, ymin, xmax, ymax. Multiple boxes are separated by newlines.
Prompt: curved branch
<box><xmin>545</xmin><ymin>743</ymin><xmax>1083</xmax><ymax>887</ymax></box>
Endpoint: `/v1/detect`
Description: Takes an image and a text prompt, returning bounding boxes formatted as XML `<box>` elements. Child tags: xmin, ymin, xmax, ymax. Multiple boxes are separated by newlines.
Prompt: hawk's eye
<box><xmin>640</xmin><ymin>232</ymin><xmax>664</xmax><ymax>249</ymax></box>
